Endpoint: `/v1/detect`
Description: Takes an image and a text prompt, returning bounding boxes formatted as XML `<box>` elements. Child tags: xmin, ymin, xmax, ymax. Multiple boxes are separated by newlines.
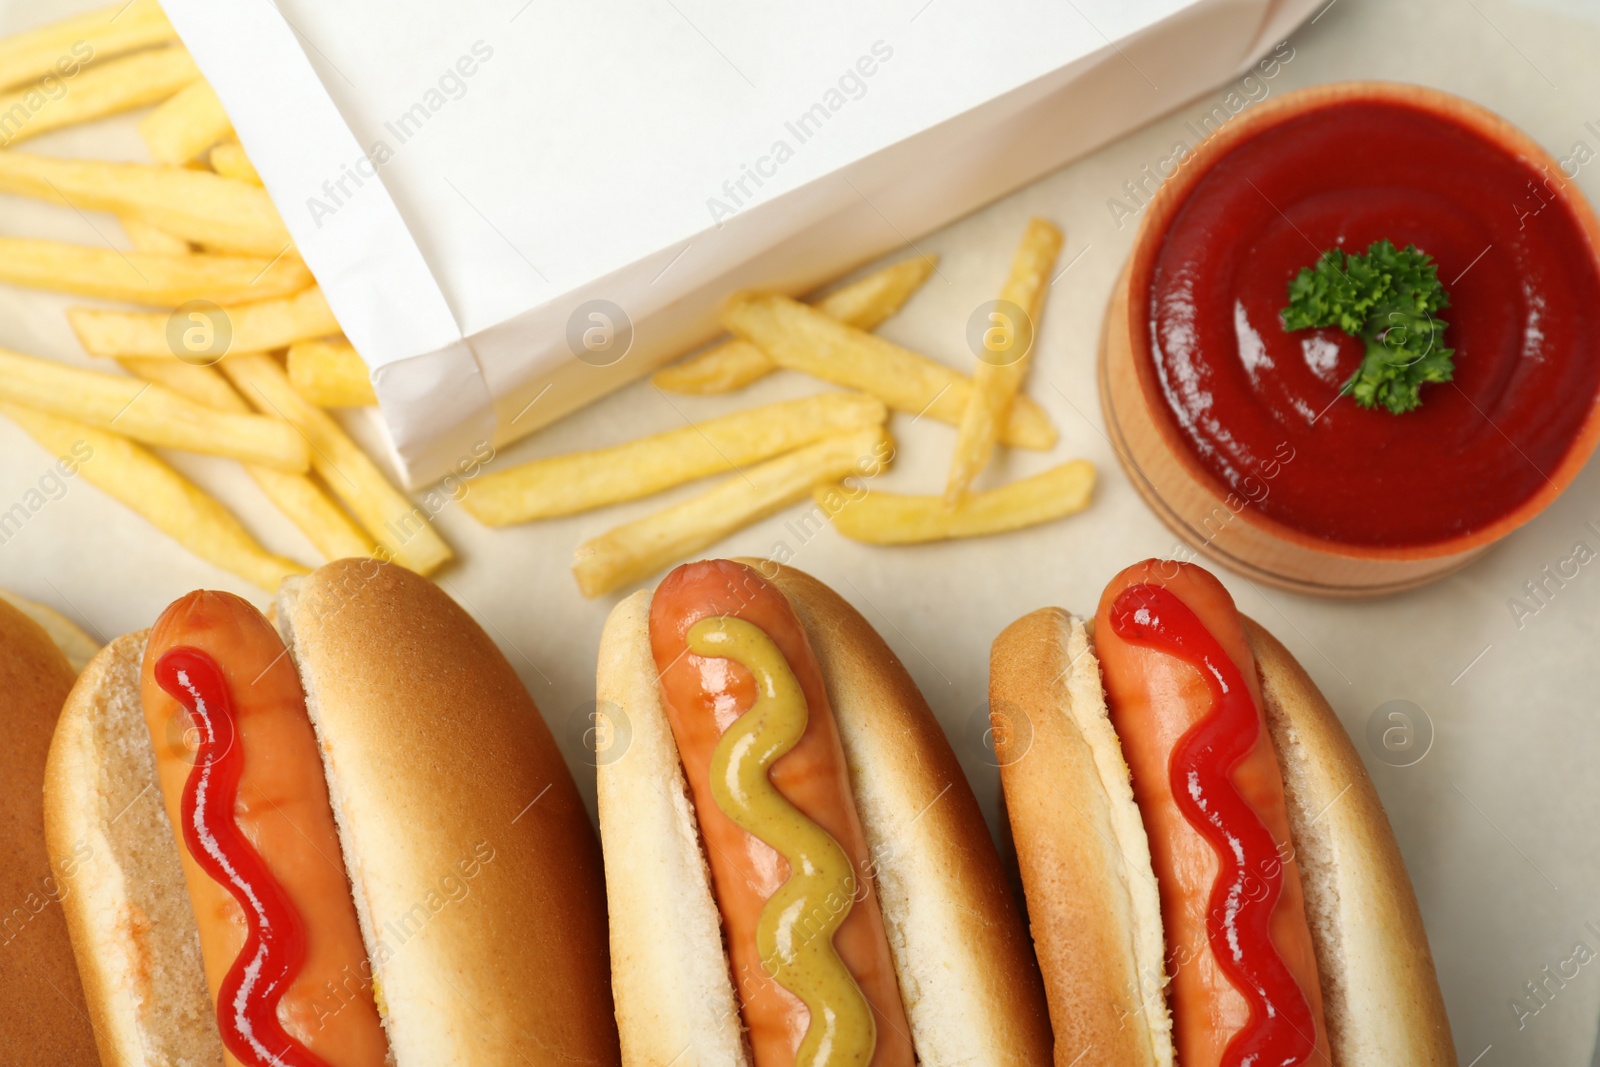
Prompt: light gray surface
<box><xmin>0</xmin><ymin>0</ymin><xmax>1596</xmax><ymax>1062</ymax></box>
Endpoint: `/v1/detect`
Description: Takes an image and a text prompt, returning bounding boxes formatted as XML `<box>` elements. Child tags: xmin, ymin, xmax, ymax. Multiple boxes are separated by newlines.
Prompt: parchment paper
<box><xmin>0</xmin><ymin>0</ymin><xmax>1594</xmax><ymax>1061</ymax></box>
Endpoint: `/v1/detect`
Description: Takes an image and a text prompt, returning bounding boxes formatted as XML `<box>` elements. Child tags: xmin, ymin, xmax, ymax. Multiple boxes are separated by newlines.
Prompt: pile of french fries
<box><xmin>0</xmin><ymin>2</ymin><xmax>444</xmax><ymax>591</ymax></box>
<box><xmin>0</xmin><ymin>3</ymin><xmax>1093</xmax><ymax>602</ymax></box>
<box><xmin>471</xmin><ymin>218</ymin><xmax>1096</xmax><ymax>597</ymax></box>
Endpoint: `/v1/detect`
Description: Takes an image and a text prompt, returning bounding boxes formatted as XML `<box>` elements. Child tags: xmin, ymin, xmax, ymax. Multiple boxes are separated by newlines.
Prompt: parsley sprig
<box><xmin>1280</xmin><ymin>238</ymin><xmax>1454</xmax><ymax>415</ymax></box>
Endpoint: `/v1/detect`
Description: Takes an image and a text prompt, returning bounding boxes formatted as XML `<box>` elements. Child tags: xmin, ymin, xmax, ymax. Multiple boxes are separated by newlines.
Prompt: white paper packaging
<box><xmin>158</xmin><ymin>0</ymin><xmax>1319</xmax><ymax>487</ymax></box>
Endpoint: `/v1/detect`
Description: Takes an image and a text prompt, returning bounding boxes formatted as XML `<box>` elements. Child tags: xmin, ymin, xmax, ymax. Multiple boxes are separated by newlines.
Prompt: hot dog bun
<box><xmin>990</xmin><ymin>605</ymin><xmax>1455</xmax><ymax>1066</ymax></box>
<box><xmin>0</xmin><ymin>596</ymin><xmax>99</xmax><ymax>1062</ymax></box>
<box><xmin>45</xmin><ymin>559</ymin><xmax>621</xmax><ymax>1066</ymax></box>
<box><xmin>597</xmin><ymin>559</ymin><xmax>1053</xmax><ymax>1065</ymax></box>
<box><xmin>0</xmin><ymin>588</ymin><xmax>101</xmax><ymax>672</ymax></box>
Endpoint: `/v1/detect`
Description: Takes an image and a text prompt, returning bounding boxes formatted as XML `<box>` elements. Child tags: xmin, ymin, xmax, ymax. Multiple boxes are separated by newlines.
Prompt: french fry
<box><xmin>0</xmin><ymin>150</ymin><xmax>291</xmax><ymax>256</ymax></box>
<box><xmin>0</xmin><ymin>589</ymin><xmax>100</xmax><ymax>672</ymax></box>
<box><xmin>116</xmin><ymin>357</ymin><xmax>377</xmax><ymax>562</ymax></box>
<box><xmin>221</xmin><ymin>354</ymin><xmax>453</xmax><ymax>576</ymax></box>
<box><xmin>0</xmin><ymin>45</ymin><xmax>198</xmax><ymax>147</ymax></box>
<box><xmin>722</xmin><ymin>293</ymin><xmax>1057</xmax><ymax>449</ymax></box>
<box><xmin>654</xmin><ymin>257</ymin><xmax>937</xmax><ymax>394</ymax></box>
<box><xmin>114</xmin><ymin>356</ymin><xmax>242</xmax><ymax>408</ymax></box>
<box><xmin>653</xmin><ymin>336</ymin><xmax>773</xmax><ymax>395</ymax></box>
<box><xmin>0</xmin><ymin>237</ymin><xmax>311</xmax><ymax>305</ymax></box>
<box><xmin>0</xmin><ymin>404</ymin><xmax>307</xmax><ymax>591</ymax></box>
<box><xmin>0</xmin><ymin>0</ymin><xmax>176</xmax><ymax>92</ymax></box>
<box><xmin>0</xmin><ymin>347</ymin><xmax>309</xmax><ymax>472</ymax></box>
<box><xmin>139</xmin><ymin>79</ymin><xmax>233</xmax><ymax>165</ymax></box>
<box><xmin>465</xmin><ymin>392</ymin><xmax>887</xmax><ymax>526</ymax></box>
<box><xmin>572</xmin><ymin>426</ymin><xmax>890</xmax><ymax>598</ymax></box>
<box><xmin>210</xmin><ymin>140</ymin><xmax>262</xmax><ymax>186</ymax></box>
<box><xmin>945</xmin><ymin>218</ymin><xmax>1063</xmax><ymax>504</ymax></box>
<box><xmin>818</xmin><ymin>459</ymin><xmax>1094</xmax><ymax>545</ymax></box>
<box><xmin>69</xmin><ymin>286</ymin><xmax>338</xmax><ymax>358</ymax></box>
<box><xmin>812</xmin><ymin>256</ymin><xmax>939</xmax><ymax>326</ymax></box>
<box><xmin>120</xmin><ymin>215</ymin><xmax>190</xmax><ymax>254</ymax></box>
<box><xmin>235</xmin><ymin>462</ymin><xmax>379</xmax><ymax>564</ymax></box>
<box><xmin>286</xmin><ymin>338</ymin><xmax>376</xmax><ymax>407</ymax></box>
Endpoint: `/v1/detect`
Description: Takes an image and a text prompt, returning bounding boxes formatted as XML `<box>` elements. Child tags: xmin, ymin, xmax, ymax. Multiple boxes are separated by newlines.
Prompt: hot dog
<box><xmin>141</xmin><ymin>591</ymin><xmax>387</xmax><ymax>1066</ymax></box>
<box><xmin>989</xmin><ymin>560</ymin><xmax>1455</xmax><ymax>1066</ymax></box>
<box><xmin>597</xmin><ymin>558</ymin><xmax>1053</xmax><ymax>1066</ymax></box>
<box><xmin>44</xmin><ymin>559</ymin><xmax>621</xmax><ymax>1067</ymax></box>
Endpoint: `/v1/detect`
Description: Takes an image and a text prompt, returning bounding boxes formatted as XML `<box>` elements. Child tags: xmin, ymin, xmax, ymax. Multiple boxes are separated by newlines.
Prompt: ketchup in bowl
<box><xmin>1141</xmin><ymin>93</ymin><xmax>1600</xmax><ymax>546</ymax></box>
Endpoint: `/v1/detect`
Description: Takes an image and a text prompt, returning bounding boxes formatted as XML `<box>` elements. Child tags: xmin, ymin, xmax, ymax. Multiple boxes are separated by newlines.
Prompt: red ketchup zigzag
<box><xmin>156</xmin><ymin>647</ymin><xmax>330</xmax><ymax>1067</ymax></box>
<box><xmin>1109</xmin><ymin>585</ymin><xmax>1317</xmax><ymax>1067</ymax></box>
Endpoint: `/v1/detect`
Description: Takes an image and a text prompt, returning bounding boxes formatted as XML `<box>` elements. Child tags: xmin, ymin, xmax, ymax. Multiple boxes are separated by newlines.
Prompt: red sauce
<box><xmin>1109</xmin><ymin>583</ymin><xmax>1316</xmax><ymax>1067</ymax></box>
<box><xmin>1145</xmin><ymin>96</ymin><xmax>1600</xmax><ymax>545</ymax></box>
<box><xmin>154</xmin><ymin>648</ymin><xmax>330</xmax><ymax>1067</ymax></box>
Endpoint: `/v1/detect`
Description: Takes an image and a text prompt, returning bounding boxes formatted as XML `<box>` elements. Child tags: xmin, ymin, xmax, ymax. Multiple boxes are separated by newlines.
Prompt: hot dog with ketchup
<box><xmin>989</xmin><ymin>560</ymin><xmax>1454</xmax><ymax>1066</ymax></box>
<box><xmin>45</xmin><ymin>559</ymin><xmax>620</xmax><ymax>1067</ymax></box>
<box><xmin>139</xmin><ymin>591</ymin><xmax>388</xmax><ymax>1067</ymax></box>
<box><xmin>597</xmin><ymin>559</ymin><xmax>1053</xmax><ymax>1066</ymax></box>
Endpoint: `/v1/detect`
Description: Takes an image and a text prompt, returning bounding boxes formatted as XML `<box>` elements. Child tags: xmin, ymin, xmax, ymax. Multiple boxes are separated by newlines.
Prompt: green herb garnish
<box><xmin>1280</xmin><ymin>238</ymin><xmax>1454</xmax><ymax>415</ymax></box>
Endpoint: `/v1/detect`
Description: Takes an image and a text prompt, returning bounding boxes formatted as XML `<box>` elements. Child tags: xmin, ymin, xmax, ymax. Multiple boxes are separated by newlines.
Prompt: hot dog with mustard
<box><xmin>597</xmin><ymin>558</ymin><xmax>1052</xmax><ymax>1066</ymax></box>
<box><xmin>990</xmin><ymin>559</ymin><xmax>1455</xmax><ymax>1066</ymax></box>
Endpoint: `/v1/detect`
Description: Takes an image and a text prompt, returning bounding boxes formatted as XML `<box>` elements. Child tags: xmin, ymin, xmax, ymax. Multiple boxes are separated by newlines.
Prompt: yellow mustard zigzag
<box><xmin>688</xmin><ymin>615</ymin><xmax>876</xmax><ymax>1067</ymax></box>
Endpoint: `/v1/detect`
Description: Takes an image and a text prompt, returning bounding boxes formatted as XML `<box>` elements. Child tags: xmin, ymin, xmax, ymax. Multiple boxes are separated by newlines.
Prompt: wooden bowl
<box><xmin>1099</xmin><ymin>81</ymin><xmax>1600</xmax><ymax>597</ymax></box>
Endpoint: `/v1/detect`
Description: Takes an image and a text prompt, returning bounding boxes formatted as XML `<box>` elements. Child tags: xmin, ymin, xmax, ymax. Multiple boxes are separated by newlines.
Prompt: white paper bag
<box><xmin>159</xmin><ymin>0</ymin><xmax>1318</xmax><ymax>486</ymax></box>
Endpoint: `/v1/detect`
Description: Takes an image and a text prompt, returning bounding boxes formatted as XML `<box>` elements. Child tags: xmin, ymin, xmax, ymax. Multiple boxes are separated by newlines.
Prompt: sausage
<box><xmin>1093</xmin><ymin>560</ymin><xmax>1331</xmax><ymax>1067</ymax></box>
<box><xmin>142</xmin><ymin>591</ymin><xmax>387</xmax><ymax>1067</ymax></box>
<box><xmin>649</xmin><ymin>559</ymin><xmax>914</xmax><ymax>1067</ymax></box>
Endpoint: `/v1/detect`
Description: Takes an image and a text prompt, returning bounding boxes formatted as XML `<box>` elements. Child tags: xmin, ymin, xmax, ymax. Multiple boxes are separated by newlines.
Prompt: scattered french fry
<box><xmin>116</xmin><ymin>357</ymin><xmax>377</xmax><ymax>562</ymax></box>
<box><xmin>722</xmin><ymin>292</ymin><xmax>1057</xmax><ymax>449</ymax></box>
<box><xmin>945</xmin><ymin>218</ymin><xmax>1063</xmax><ymax>504</ymax></box>
<box><xmin>813</xmin><ymin>256</ymin><xmax>939</xmax><ymax>328</ymax></box>
<box><xmin>0</xmin><ymin>589</ymin><xmax>100</xmax><ymax>672</ymax></box>
<box><xmin>210</xmin><ymin>140</ymin><xmax>262</xmax><ymax>186</ymax></box>
<box><xmin>0</xmin><ymin>346</ymin><xmax>309</xmax><ymax>472</ymax></box>
<box><xmin>221</xmin><ymin>354</ymin><xmax>453</xmax><ymax>576</ymax></box>
<box><xmin>0</xmin><ymin>45</ymin><xmax>198</xmax><ymax>147</ymax></box>
<box><xmin>654</xmin><ymin>335</ymin><xmax>775</xmax><ymax>396</ymax></box>
<box><xmin>287</xmin><ymin>338</ymin><xmax>376</xmax><ymax>407</ymax></box>
<box><xmin>572</xmin><ymin>426</ymin><xmax>890</xmax><ymax>597</ymax></box>
<box><xmin>120</xmin><ymin>215</ymin><xmax>191</xmax><ymax>254</ymax></box>
<box><xmin>236</xmin><ymin>461</ymin><xmax>380</xmax><ymax>564</ymax></box>
<box><xmin>0</xmin><ymin>150</ymin><xmax>292</xmax><ymax>256</ymax></box>
<box><xmin>69</xmin><ymin>286</ymin><xmax>337</xmax><ymax>358</ymax></box>
<box><xmin>114</xmin><ymin>356</ymin><xmax>242</xmax><ymax>408</ymax></box>
<box><xmin>0</xmin><ymin>237</ymin><xmax>311</xmax><ymax>305</ymax></box>
<box><xmin>654</xmin><ymin>257</ymin><xmax>938</xmax><ymax>394</ymax></box>
<box><xmin>465</xmin><ymin>392</ymin><xmax>887</xmax><ymax>526</ymax></box>
<box><xmin>0</xmin><ymin>0</ymin><xmax>176</xmax><ymax>92</ymax></box>
<box><xmin>140</xmin><ymin>79</ymin><xmax>233</xmax><ymax>165</ymax></box>
<box><xmin>818</xmin><ymin>459</ymin><xmax>1095</xmax><ymax>545</ymax></box>
<box><xmin>1</xmin><ymin>404</ymin><xmax>306</xmax><ymax>591</ymax></box>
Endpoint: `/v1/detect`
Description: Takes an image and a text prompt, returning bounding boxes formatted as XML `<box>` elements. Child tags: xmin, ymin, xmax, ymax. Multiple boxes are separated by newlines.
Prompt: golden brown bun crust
<box><xmin>1246</xmin><ymin>619</ymin><xmax>1456</xmax><ymax>1065</ymax></box>
<box><xmin>991</xmin><ymin>609</ymin><xmax>1171</xmax><ymax>1066</ymax></box>
<box><xmin>994</xmin><ymin>604</ymin><xmax>1456</xmax><ymax>1066</ymax></box>
<box><xmin>751</xmin><ymin>561</ymin><xmax>1055</xmax><ymax>1064</ymax></box>
<box><xmin>281</xmin><ymin>560</ymin><xmax>621</xmax><ymax>1066</ymax></box>
<box><xmin>0</xmin><ymin>598</ymin><xmax>98</xmax><ymax>1062</ymax></box>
